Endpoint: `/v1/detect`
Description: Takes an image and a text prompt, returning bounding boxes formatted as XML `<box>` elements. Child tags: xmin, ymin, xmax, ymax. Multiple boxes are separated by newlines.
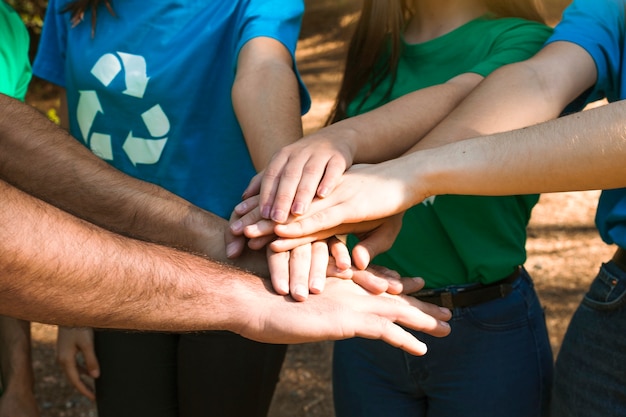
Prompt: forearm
<box><xmin>408</xmin><ymin>42</ymin><xmax>598</xmax><ymax>152</ymax></box>
<box><xmin>0</xmin><ymin>178</ymin><xmax>266</xmax><ymax>331</ymax></box>
<box><xmin>331</xmin><ymin>74</ymin><xmax>483</xmax><ymax>164</ymax></box>
<box><xmin>413</xmin><ymin>101</ymin><xmax>626</xmax><ymax>198</ymax></box>
<box><xmin>233</xmin><ymin>37</ymin><xmax>303</xmax><ymax>170</ymax></box>
<box><xmin>0</xmin><ymin>318</ymin><xmax>34</xmax><ymax>391</ymax></box>
<box><xmin>0</xmin><ymin>94</ymin><xmax>256</xmax><ymax>267</ymax></box>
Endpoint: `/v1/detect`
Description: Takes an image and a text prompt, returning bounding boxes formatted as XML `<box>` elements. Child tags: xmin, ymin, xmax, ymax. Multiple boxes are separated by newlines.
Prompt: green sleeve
<box><xmin>470</xmin><ymin>18</ymin><xmax>553</xmax><ymax>77</ymax></box>
<box><xmin>0</xmin><ymin>2</ymin><xmax>32</xmax><ymax>101</ymax></box>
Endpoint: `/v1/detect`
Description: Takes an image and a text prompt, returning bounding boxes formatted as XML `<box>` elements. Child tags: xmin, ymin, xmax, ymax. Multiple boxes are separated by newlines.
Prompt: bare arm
<box><xmin>408</xmin><ymin>41</ymin><xmax>598</xmax><ymax>151</ymax></box>
<box><xmin>266</xmin><ymin>40</ymin><xmax>610</xmax><ymax>237</ymax></box>
<box><xmin>232</xmin><ymin>36</ymin><xmax>303</xmax><ymax>170</ymax></box>
<box><xmin>0</xmin><ymin>175</ymin><xmax>451</xmax><ymax>352</ymax></box>
<box><xmin>253</xmin><ymin>73</ymin><xmax>483</xmax><ymax>222</ymax></box>
<box><xmin>0</xmin><ymin>93</ymin><xmax>264</xmax><ymax>273</ymax></box>
<box><xmin>414</xmin><ymin>100</ymin><xmax>626</xmax><ymax>197</ymax></box>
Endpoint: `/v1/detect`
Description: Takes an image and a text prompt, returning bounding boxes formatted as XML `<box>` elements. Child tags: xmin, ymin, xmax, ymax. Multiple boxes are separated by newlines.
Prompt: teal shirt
<box><xmin>0</xmin><ymin>2</ymin><xmax>31</xmax><ymax>100</ymax></box>
<box><xmin>349</xmin><ymin>15</ymin><xmax>553</xmax><ymax>288</ymax></box>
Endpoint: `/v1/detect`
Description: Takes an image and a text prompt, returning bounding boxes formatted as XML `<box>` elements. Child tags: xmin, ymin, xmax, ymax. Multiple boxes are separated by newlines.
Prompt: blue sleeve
<box><xmin>32</xmin><ymin>0</ymin><xmax>69</xmax><ymax>88</ymax></box>
<box><xmin>236</xmin><ymin>0</ymin><xmax>310</xmax><ymax>113</ymax></box>
<box><xmin>547</xmin><ymin>0</ymin><xmax>626</xmax><ymax>102</ymax></box>
<box><xmin>237</xmin><ymin>0</ymin><xmax>304</xmax><ymax>57</ymax></box>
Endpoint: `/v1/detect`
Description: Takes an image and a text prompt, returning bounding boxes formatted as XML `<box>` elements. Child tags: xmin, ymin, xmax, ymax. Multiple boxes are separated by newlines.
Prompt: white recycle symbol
<box><xmin>77</xmin><ymin>52</ymin><xmax>170</xmax><ymax>165</ymax></box>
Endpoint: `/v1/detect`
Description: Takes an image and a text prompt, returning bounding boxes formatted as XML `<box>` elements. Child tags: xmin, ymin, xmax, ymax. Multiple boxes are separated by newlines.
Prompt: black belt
<box><xmin>409</xmin><ymin>267</ymin><xmax>522</xmax><ymax>310</ymax></box>
<box><xmin>612</xmin><ymin>247</ymin><xmax>626</xmax><ymax>273</ymax></box>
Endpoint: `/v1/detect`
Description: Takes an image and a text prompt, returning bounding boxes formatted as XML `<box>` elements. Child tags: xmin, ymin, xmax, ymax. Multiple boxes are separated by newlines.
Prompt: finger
<box><xmin>367</xmin><ymin>264</ymin><xmax>401</xmax><ymax>279</ymax></box>
<box><xmin>267</xmin><ymin>247</ymin><xmax>290</xmax><ymax>296</ymax></box>
<box><xmin>233</xmin><ymin>194</ymin><xmax>261</xmax><ymax>217</ymax></box>
<box><xmin>247</xmin><ymin>234</ymin><xmax>277</xmax><ymax>251</ymax></box>
<box><xmin>73</xmin><ymin>368</ymin><xmax>96</xmax><ymax>401</ymax></box>
<box><xmin>352</xmin><ymin>313</ymin><xmax>429</xmax><ymax>356</ymax></box>
<box><xmin>351</xmin><ymin>270</ymin><xmax>391</xmax><ymax>295</ymax></box>
<box><xmin>316</xmin><ymin>156</ymin><xmax>346</xmax><ymax>198</ymax></box>
<box><xmin>274</xmin><ymin>204</ymin><xmax>347</xmax><ymax>238</ymax></box>
<box><xmin>259</xmin><ymin>156</ymin><xmax>288</xmax><ymax>219</ymax></box>
<box><xmin>225</xmin><ymin>211</ymin><xmax>247</xmax><ymax>258</ymax></box>
<box><xmin>225</xmin><ymin>233</ymin><xmax>246</xmax><ymax>259</ymax></box>
<box><xmin>354</xmin><ymin>220</ymin><xmax>401</xmax><ymax>270</ymax></box>
<box><xmin>241</xmin><ymin>171</ymin><xmax>263</xmax><ymax>200</ymax></box>
<box><xmin>290</xmin><ymin>157</ymin><xmax>329</xmax><ymax>216</ymax></box>
<box><xmin>325</xmin><ymin>256</ymin><xmax>354</xmax><ymax>279</ymax></box>
<box><xmin>80</xmin><ymin>342</ymin><xmax>100</xmax><ymax>379</ymax></box>
<box><xmin>362</xmin><ymin>264</ymin><xmax>404</xmax><ymax>295</ymax></box>
<box><xmin>376</xmin><ymin>294</ymin><xmax>452</xmax><ymax>338</ymax></box>
<box><xmin>231</xmin><ymin>205</ymin><xmax>264</xmax><ymax>236</ymax></box>
<box><xmin>58</xmin><ymin>351</ymin><xmax>95</xmax><ymax>401</ymax></box>
<box><xmin>243</xmin><ymin>218</ymin><xmax>277</xmax><ymax>239</ymax></box>
<box><xmin>309</xmin><ymin>240</ymin><xmax>329</xmax><ymax>293</ymax></box>
<box><xmin>289</xmin><ymin>243</ymin><xmax>313</xmax><ymax>301</ymax></box>
<box><xmin>351</xmin><ymin>244</ymin><xmax>372</xmax><ymax>271</ymax></box>
<box><xmin>270</xmin><ymin>157</ymin><xmax>311</xmax><ymax>224</ymax></box>
<box><xmin>269</xmin><ymin>234</ymin><xmax>325</xmax><ymax>252</ymax></box>
<box><xmin>328</xmin><ymin>236</ymin><xmax>351</xmax><ymax>271</ymax></box>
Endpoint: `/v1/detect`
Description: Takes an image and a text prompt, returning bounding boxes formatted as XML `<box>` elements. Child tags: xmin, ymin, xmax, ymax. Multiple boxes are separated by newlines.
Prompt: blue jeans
<box><xmin>333</xmin><ymin>269</ymin><xmax>553</xmax><ymax>417</ymax></box>
<box><xmin>552</xmin><ymin>260</ymin><xmax>626</xmax><ymax>417</ymax></box>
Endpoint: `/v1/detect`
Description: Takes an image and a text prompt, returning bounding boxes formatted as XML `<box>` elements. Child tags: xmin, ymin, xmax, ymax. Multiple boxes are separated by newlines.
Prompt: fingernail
<box><xmin>292</xmin><ymin>202</ymin><xmax>304</xmax><ymax>215</ymax></box>
<box><xmin>261</xmin><ymin>205</ymin><xmax>271</xmax><ymax>219</ymax></box>
<box><xmin>318</xmin><ymin>187</ymin><xmax>329</xmax><ymax>198</ymax></box>
<box><xmin>310</xmin><ymin>277</ymin><xmax>325</xmax><ymax>294</ymax></box>
<box><xmin>293</xmin><ymin>284</ymin><xmax>309</xmax><ymax>300</ymax></box>
<box><xmin>271</xmin><ymin>209</ymin><xmax>287</xmax><ymax>223</ymax></box>
<box><xmin>91</xmin><ymin>369</ymin><xmax>100</xmax><ymax>378</ymax></box>
<box><xmin>226</xmin><ymin>243</ymin><xmax>239</xmax><ymax>258</ymax></box>
<box><xmin>230</xmin><ymin>220</ymin><xmax>243</xmax><ymax>234</ymax></box>
<box><xmin>338</xmin><ymin>257</ymin><xmax>352</xmax><ymax>270</ymax></box>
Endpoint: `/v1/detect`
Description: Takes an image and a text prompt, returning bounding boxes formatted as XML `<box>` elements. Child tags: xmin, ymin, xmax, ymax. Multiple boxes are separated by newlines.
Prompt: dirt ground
<box><xmin>24</xmin><ymin>1</ymin><xmax>608</xmax><ymax>416</ymax></box>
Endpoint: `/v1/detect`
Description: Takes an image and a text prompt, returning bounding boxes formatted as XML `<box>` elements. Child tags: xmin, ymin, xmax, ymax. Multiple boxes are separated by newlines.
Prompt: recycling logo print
<box><xmin>77</xmin><ymin>52</ymin><xmax>170</xmax><ymax>165</ymax></box>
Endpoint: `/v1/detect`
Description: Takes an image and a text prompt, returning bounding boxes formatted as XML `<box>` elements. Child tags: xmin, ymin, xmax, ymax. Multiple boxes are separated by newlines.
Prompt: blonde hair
<box><xmin>328</xmin><ymin>0</ymin><xmax>545</xmax><ymax>123</ymax></box>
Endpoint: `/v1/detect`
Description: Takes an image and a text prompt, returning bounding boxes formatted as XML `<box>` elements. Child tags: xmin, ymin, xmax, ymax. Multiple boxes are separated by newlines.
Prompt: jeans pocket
<box><xmin>582</xmin><ymin>263</ymin><xmax>626</xmax><ymax>311</ymax></box>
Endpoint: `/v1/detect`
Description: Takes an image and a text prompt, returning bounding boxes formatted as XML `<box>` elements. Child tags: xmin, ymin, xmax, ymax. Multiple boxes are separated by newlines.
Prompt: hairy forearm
<box><xmin>413</xmin><ymin>101</ymin><xmax>626</xmax><ymax>198</ymax></box>
<box><xmin>233</xmin><ymin>38</ymin><xmax>303</xmax><ymax>170</ymax></box>
<box><xmin>0</xmin><ymin>178</ymin><xmax>267</xmax><ymax>331</ymax></box>
<box><xmin>0</xmin><ymin>94</ymin><xmax>268</xmax><ymax>272</ymax></box>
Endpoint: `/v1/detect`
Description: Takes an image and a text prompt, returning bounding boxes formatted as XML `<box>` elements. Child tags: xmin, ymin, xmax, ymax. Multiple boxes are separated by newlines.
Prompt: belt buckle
<box><xmin>440</xmin><ymin>292</ymin><xmax>454</xmax><ymax>310</ymax></box>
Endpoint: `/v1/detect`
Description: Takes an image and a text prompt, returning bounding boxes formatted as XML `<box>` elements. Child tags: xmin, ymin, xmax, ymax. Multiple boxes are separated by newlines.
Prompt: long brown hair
<box><xmin>327</xmin><ymin>0</ymin><xmax>545</xmax><ymax>124</ymax></box>
<box><xmin>62</xmin><ymin>0</ymin><xmax>115</xmax><ymax>37</ymax></box>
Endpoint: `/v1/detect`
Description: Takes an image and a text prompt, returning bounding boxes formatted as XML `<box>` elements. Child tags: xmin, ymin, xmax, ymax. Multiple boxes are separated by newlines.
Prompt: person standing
<box><xmin>34</xmin><ymin>1</ymin><xmax>308</xmax><ymax>416</ymax></box>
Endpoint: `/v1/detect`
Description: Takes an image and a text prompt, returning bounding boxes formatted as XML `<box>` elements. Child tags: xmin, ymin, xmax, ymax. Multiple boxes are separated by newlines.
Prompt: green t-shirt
<box><xmin>348</xmin><ymin>15</ymin><xmax>553</xmax><ymax>288</ymax></box>
<box><xmin>0</xmin><ymin>1</ymin><xmax>31</xmax><ymax>100</ymax></box>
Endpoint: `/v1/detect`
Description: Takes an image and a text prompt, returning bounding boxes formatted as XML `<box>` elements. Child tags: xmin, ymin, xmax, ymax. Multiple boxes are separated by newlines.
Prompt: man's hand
<box><xmin>235</xmin><ymin>277</ymin><xmax>451</xmax><ymax>356</ymax></box>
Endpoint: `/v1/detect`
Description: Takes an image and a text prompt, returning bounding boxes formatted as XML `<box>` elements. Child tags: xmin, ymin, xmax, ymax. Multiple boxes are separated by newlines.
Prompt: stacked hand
<box><xmin>227</xmin><ymin>134</ymin><xmax>429</xmax><ymax>300</ymax></box>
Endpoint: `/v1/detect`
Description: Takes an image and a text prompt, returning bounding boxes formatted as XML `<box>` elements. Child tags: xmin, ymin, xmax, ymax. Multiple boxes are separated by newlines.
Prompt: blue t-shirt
<box><xmin>33</xmin><ymin>0</ymin><xmax>309</xmax><ymax>218</ymax></box>
<box><xmin>547</xmin><ymin>0</ymin><xmax>626</xmax><ymax>248</ymax></box>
